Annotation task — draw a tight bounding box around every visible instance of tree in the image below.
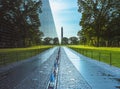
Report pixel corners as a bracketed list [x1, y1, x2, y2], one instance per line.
[77, 30, 87, 45]
[43, 37, 53, 45]
[0, 0, 42, 47]
[30, 30, 44, 45]
[62, 37, 69, 45]
[78, 0, 120, 46]
[53, 37, 59, 45]
[103, 13, 120, 46]
[15, 0, 42, 46]
[69, 37, 78, 45]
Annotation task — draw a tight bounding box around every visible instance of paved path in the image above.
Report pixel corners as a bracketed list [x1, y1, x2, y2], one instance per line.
[0, 46, 120, 89]
[0, 47, 58, 89]
[57, 47, 91, 89]
[63, 47, 120, 89]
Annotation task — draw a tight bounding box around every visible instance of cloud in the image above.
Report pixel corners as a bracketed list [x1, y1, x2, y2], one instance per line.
[49, 0, 78, 12]
[49, 1, 68, 12]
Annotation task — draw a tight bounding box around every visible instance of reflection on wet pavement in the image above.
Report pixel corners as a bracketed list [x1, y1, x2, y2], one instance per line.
[0, 47, 120, 89]
[64, 47, 120, 89]
[57, 48, 92, 89]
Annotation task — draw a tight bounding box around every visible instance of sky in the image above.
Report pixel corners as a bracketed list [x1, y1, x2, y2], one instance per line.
[49, 0, 82, 40]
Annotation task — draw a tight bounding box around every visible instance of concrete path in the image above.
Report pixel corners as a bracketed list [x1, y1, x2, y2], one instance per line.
[0, 47, 58, 89]
[57, 47, 91, 89]
[63, 47, 120, 89]
[0, 46, 120, 89]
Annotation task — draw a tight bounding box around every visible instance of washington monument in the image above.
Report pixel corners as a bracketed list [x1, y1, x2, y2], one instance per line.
[61, 27, 63, 44]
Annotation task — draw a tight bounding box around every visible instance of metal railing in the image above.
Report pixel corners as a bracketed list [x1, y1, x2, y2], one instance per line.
[70, 48, 120, 68]
[0, 48, 49, 66]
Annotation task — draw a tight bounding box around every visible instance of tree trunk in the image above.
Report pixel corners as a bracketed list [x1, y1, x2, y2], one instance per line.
[105, 41, 108, 47]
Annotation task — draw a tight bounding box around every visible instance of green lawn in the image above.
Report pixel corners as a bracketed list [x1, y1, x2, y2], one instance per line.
[0, 45, 52, 66]
[68, 45, 120, 68]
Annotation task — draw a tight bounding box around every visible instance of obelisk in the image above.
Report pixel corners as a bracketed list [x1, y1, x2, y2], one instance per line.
[61, 27, 63, 44]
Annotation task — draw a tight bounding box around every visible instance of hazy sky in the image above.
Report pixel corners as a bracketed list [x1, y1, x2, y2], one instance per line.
[49, 0, 82, 40]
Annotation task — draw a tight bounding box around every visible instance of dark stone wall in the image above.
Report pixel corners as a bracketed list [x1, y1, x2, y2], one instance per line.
[0, 21, 23, 48]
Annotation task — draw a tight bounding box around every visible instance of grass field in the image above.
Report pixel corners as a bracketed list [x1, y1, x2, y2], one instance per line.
[0, 45, 53, 66]
[68, 45, 120, 68]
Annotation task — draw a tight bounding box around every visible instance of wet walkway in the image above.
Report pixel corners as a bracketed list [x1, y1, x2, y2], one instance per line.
[0, 47, 58, 89]
[64, 47, 120, 89]
[57, 47, 91, 89]
[0, 47, 120, 89]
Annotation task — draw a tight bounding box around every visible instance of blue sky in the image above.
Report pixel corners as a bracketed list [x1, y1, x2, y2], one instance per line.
[49, 0, 82, 41]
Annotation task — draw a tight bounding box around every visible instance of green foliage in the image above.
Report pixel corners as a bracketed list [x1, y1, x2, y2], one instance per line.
[0, 45, 52, 65]
[78, 0, 120, 47]
[69, 37, 79, 45]
[53, 37, 59, 45]
[0, 0, 43, 47]
[43, 37, 53, 45]
[62, 37, 69, 45]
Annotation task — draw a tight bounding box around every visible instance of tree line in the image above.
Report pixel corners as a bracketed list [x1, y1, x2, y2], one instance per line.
[0, 0, 43, 47]
[42, 37, 79, 45]
[77, 0, 120, 47]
